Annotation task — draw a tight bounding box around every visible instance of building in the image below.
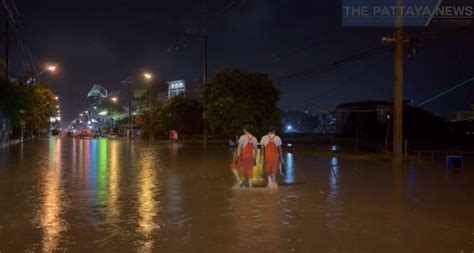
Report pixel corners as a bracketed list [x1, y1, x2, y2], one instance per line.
[334, 101, 392, 134]
[166, 79, 202, 101]
[445, 104, 474, 122]
[86, 84, 108, 108]
[446, 112, 474, 122]
[167, 80, 186, 98]
[334, 100, 444, 139]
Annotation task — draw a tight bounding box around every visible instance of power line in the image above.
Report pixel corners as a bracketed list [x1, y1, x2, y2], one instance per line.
[3, 0, 37, 75]
[1, 0, 17, 26]
[282, 54, 391, 109]
[275, 45, 392, 82]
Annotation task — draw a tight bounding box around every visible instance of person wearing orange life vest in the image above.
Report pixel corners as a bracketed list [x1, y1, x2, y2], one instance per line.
[260, 126, 284, 189]
[235, 126, 258, 187]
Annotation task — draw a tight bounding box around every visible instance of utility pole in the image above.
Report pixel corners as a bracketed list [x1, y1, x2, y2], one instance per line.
[381, 0, 404, 168]
[393, 0, 404, 169]
[203, 33, 208, 146]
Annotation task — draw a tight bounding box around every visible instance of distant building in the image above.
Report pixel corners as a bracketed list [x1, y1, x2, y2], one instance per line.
[334, 101, 392, 134]
[86, 84, 108, 107]
[446, 103, 474, 122]
[333, 100, 444, 139]
[166, 79, 202, 100]
[446, 112, 474, 122]
[167, 80, 186, 98]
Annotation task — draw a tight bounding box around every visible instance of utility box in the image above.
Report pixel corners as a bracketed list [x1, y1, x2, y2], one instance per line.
[446, 155, 463, 169]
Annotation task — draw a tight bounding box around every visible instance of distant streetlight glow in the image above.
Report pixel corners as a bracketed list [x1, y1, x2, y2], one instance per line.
[54, 96, 59, 100]
[79, 113, 83, 117]
[46, 65, 57, 72]
[111, 97, 118, 102]
[143, 72, 153, 80]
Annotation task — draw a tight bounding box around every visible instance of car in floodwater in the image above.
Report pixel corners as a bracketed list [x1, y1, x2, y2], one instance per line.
[108, 133, 118, 139]
[79, 129, 95, 139]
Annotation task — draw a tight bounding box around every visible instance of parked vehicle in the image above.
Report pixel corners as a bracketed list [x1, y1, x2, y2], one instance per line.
[108, 133, 118, 139]
[51, 129, 61, 136]
[80, 129, 94, 139]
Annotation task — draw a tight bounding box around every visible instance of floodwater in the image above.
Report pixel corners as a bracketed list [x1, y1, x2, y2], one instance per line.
[0, 138, 473, 252]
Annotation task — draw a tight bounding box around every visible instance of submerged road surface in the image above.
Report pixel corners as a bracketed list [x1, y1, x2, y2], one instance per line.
[0, 138, 473, 252]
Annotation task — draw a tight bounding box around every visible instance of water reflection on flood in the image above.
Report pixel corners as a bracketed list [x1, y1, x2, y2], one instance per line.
[38, 138, 67, 252]
[0, 138, 472, 252]
[137, 146, 161, 252]
[284, 153, 295, 184]
[106, 140, 120, 225]
[326, 157, 342, 230]
[232, 191, 282, 251]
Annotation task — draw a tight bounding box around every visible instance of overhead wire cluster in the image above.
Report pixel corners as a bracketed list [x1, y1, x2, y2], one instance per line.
[277, 27, 474, 111]
[2, 0, 37, 75]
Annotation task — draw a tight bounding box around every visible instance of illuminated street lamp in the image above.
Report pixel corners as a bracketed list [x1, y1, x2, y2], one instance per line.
[111, 96, 118, 102]
[54, 96, 59, 100]
[121, 70, 154, 139]
[143, 72, 153, 80]
[25, 64, 59, 85]
[46, 65, 57, 72]
[79, 113, 83, 117]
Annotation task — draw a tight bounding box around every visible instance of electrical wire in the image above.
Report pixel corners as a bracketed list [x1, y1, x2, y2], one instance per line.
[282, 54, 392, 110]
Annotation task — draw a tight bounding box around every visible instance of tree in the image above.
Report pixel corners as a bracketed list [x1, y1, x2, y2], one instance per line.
[24, 84, 57, 135]
[204, 68, 281, 136]
[141, 96, 203, 141]
[160, 95, 203, 136]
[0, 81, 31, 130]
[0, 81, 57, 139]
[141, 101, 165, 140]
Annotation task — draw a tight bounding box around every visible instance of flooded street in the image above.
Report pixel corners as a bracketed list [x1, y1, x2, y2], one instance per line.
[0, 138, 473, 252]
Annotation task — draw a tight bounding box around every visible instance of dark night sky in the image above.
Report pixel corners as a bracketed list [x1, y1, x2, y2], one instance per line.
[5, 0, 474, 124]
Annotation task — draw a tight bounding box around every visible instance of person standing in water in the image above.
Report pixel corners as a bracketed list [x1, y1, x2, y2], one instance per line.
[260, 126, 284, 189]
[233, 126, 258, 187]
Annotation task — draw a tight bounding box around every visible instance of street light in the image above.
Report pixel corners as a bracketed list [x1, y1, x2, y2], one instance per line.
[46, 65, 57, 72]
[121, 70, 154, 139]
[143, 72, 153, 80]
[111, 97, 118, 102]
[54, 96, 59, 100]
[25, 64, 59, 85]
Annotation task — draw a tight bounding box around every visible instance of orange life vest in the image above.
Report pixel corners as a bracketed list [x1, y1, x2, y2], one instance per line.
[265, 135, 279, 161]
